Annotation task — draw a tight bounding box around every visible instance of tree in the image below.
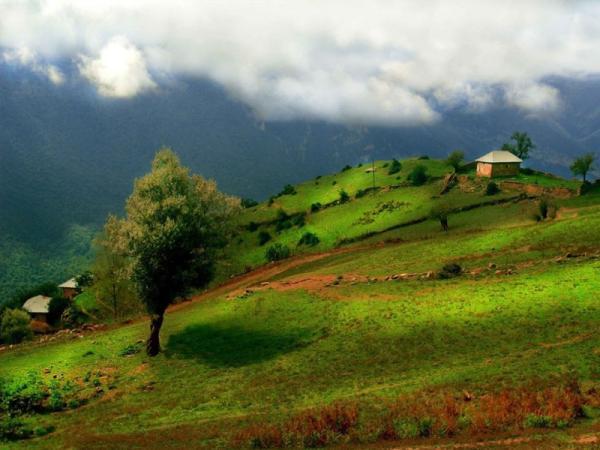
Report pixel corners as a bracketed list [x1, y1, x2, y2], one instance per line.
[110, 149, 239, 356]
[570, 153, 595, 182]
[445, 150, 464, 171]
[502, 131, 535, 160]
[91, 217, 138, 320]
[430, 203, 452, 232]
[0, 309, 32, 344]
[408, 165, 428, 186]
[388, 159, 402, 175]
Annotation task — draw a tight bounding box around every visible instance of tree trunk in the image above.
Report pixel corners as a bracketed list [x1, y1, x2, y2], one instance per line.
[146, 313, 164, 356]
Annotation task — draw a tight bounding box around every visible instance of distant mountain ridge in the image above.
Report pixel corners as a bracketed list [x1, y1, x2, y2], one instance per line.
[1, 65, 599, 298]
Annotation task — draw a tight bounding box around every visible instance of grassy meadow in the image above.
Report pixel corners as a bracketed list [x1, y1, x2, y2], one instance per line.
[1, 159, 599, 448]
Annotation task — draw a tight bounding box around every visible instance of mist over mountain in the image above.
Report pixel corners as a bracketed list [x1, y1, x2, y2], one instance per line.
[1, 64, 600, 298]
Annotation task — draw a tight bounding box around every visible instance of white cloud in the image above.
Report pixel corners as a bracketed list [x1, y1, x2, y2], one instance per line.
[504, 82, 561, 113]
[78, 36, 155, 98]
[2, 47, 64, 85]
[2, 1, 600, 123]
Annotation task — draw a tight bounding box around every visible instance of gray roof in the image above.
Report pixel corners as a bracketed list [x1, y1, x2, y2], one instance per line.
[22, 295, 52, 314]
[58, 278, 78, 289]
[476, 150, 522, 163]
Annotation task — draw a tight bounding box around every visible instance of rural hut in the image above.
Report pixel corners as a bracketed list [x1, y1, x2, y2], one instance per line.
[58, 278, 79, 300]
[475, 150, 522, 178]
[22, 295, 52, 322]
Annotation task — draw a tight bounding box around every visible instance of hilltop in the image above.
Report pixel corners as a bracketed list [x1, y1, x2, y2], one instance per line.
[1, 158, 600, 448]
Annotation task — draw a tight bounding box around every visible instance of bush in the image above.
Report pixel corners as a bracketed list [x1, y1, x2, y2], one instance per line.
[310, 202, 322, 213]
[332, 180, 337, 185]
[418, 155, 430, 160]
[275, 209, 293, 232]
[75, 271, 93, 288]
[292, 214, 306, 227]
[265, 244, 291, 262]
[538, 197, 555, 220]
[485, 181, 500, 196]
[278, 184, 297, 196]
[0, 372, 46, 414]
[520, 167, 535, 175]
[61, 304, 87, 328]
[408, 165, 428, 186]
[241, 198, 258, 208]
[388, 159, 402, 175]
[355, 189, 367, 199]
[247, 221, 259, 232]
[341, 164, 352, 172]
[47, 297, 70, 325]
[438, 263, 462, 279]
[339, 189, 350, 204]
[0, 309, 32, 344]
[0, 417, 33, 441]
[258, 231, 272, 246]
[298, 232, 320, 247]
[445, 150, 464, 171]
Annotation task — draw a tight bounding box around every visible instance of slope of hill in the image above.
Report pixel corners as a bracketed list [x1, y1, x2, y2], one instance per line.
[2, 66, 600, 302]
[1, 162, 599, 448]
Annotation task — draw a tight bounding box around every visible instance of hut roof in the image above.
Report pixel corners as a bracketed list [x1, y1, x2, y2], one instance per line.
[22, 295, 52, 314]
[58, 278, 78, 289]
[476, 150, 522, 164]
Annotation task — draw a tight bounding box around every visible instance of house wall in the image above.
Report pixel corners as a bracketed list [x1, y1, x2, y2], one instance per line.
[476, 162, 520, 177]
[62, 287, 77, 300]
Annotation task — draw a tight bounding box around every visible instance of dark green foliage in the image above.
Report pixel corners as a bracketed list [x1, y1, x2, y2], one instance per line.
[1, 282, 59, 317]
[355, 189, 368, 199]
[267, 196, 275, 206]
[341, 165, 352, 172]
[258, 231, 272, 246]
[47, 297, 69, 325]
[339, 189, 350, 204]
[241, 198, 259, 208]
[75, 271, 93, 288]
[275, 209, 293, 232]
[520, 167, 535, 175]
[445, 150, 464, 171]
[382, 162, 389, 168]
[265, 244, 291, 262]
[310, 203, 322, 213]
[61, 304, 87, 328]
[332, 180, 337, 185]
[292, 214, 306, 227]
[570, 153, 595, 182]
[298, 232, 320, 247]
[536, 197, 555, 221]
[357, 163, 363, 168]
[408, 165, 428, 186]
[418, 155, 430, 160]
[388, 159, 402, 175]
[502, 131, 535, 160]
[430, 203, 451, 231]
[247, 221, 259, 232]
[485, 181, 500, 196]
[0, 309, 32, 344]
[278, 184, 297, 196]
[0, 417, 33, 441]
[0, 372, 46, 415]
[438, 263, 462, 279]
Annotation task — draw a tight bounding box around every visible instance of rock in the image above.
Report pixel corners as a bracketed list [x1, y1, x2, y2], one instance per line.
[425, 271, 435, 279]
[488, 263, 496, 269]
[506, 269, 513, 275]
[463, 390, 473, 402]
[495, 270, 503, 275]
[260, 281, 270, 287]
[391, 274, 399, 280]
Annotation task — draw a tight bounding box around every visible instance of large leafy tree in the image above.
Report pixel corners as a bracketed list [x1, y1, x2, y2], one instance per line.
[445, 150, 465, 172]
[501, 131, 535, 160]
[570, 153, 595, 182]
[109, 148, 239, 356]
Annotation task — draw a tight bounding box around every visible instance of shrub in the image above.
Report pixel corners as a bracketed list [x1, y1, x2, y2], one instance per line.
[292, 214, 306, 227]
[278, 184, 297, 196]
[339, 189, 350, 204]
[485, 181, 500, 196]
[341, 164, 352, 172]
[418, 155, 430, 160]
[258, 231, 272, 246]
[246, 221, 259, 232]
[265, 244, 291, 262]
[310, 202, 322, 213]
[537, 197, 556, 220]
[275, 209, 293, 232]
[75, 271, 93, 288]
[332, 180, 337, 185]
[445, 150, 464, 171]
[267, 196, 275, 206]
[524, 414, 553, 428]
[48, 297, 70, 325]
[0, 372, 46, 414]
[355, 189, 367, 199]
[298, 232, 320, 247]
[408, 165, 428, 186]
[0, 309, 32, 344]
[61, 304, 87, 328]
[438, 263, 462, 279]
[388, 159, 402, 175]
[0, 417, 33, 441]
[241, 198, 258, 208]
[520, 167, 535, 175]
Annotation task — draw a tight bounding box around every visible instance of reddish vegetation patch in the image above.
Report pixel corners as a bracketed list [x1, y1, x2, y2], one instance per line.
[232, 382, 599, 448]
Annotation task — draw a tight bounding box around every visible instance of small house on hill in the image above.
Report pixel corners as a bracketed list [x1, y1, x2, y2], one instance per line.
[58, 278, 79, 300]
[476, 150, 522, 178]
[22, 295, 52, 322]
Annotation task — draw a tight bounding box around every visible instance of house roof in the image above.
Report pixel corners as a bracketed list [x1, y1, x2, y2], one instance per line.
[58, 278, 78, 289]
[476, 150, 522, 164]
[22, 295, 52, 314]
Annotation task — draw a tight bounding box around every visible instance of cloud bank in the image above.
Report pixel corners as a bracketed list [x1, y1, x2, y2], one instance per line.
[2, 0, 600, 125]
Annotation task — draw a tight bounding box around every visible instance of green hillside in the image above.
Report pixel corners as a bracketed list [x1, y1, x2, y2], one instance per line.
[1, 160, 599, 449]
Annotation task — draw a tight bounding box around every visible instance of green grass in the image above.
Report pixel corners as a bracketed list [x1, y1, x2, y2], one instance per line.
[2, 158, 599, 448]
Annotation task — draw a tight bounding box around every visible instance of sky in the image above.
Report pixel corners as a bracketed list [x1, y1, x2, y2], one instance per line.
[2, 0, 600, 126]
